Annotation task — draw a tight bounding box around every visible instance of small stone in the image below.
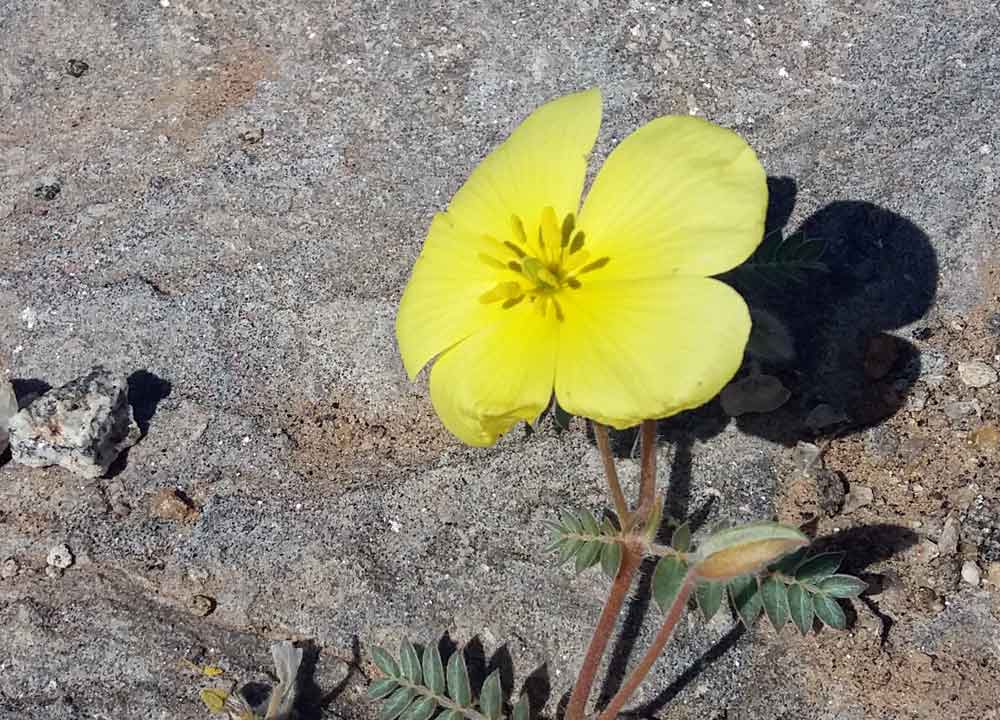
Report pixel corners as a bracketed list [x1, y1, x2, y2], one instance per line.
[8, 366, 141, 479]
[968, 425, 1000, 454]
[240, 127, 264, 144]
[915, 586, 944, 612]
[45, 565, 63, 579]
[805, 403, 848, 432]
[792, 441, 823, 473]
[1, 557, 19, 579]
[189, 594, 216, 617]
[916, 538, 940, 562]
[815, 468, 847, 516]
[961, 561, 981, 586]
[957, 360, 997, 388]
[842, 484, 874, 514]
[863, 334, 900, 379]
[986, 562, 1000, 587]
[720, 373, 791, 416]
[943, 400, 980, 422]
[905, 389, 927, 413]
[33, 183, 61, 201]
[938, 514, 960, 555]
[65, 59, 89, 77]
[150, 488, 196, 522]
[0, 376, 18, 455]
[46, 544, 74, 570]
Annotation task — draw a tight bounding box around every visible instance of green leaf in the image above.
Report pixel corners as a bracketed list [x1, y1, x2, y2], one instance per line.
[818, 574, 868, 598]
[813, 593, 847, 629]
[795, 553, 845, 584]
[728, 575, 762, 628]
[402, 696, 438, 720]
[787, 583, 814, 635]
[200, 688, 229, 714]
[446, 650, 472, 707]
[731, 230, 829, 291]
[760, 575, 789, 632]
[557, 538, 583, 564]
[574, 540, 602, 573]
[695, 581, 724, 622]
[652, 555, 688, 613]
[579, 511, 600, 536]
[368, 678, 399, 700]
[559, 512, 582, 533]
[400, 640, 422, 684]
[512, 694, 530, 720]
[480, 670, 502, 720]
[770, 547, 807, 575]
[694, 521, 808, 581]
[372, 647, 400, 678]
[553, 403, 573, 431]
[422, 643, 445, 694]
[671, 522, 691, 553]
[380, 687, 416, 720]
[600, 541, 622, 579]
[437, 712, 463, 720]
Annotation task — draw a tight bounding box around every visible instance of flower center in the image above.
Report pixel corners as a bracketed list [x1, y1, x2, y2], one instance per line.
[477, 206, 610, 321]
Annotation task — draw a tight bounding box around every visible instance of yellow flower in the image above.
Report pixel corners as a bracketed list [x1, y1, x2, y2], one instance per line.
[396, 89, 767, 446]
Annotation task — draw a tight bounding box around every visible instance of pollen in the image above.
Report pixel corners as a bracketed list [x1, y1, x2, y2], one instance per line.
[477, 207, 610, 320]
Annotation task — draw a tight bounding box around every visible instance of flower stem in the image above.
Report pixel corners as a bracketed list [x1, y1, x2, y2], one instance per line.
[633, 420, 658, 527]
[593, 421, 630, 527]
[596, 568, 698, 720]
[564, 543, 643, 720]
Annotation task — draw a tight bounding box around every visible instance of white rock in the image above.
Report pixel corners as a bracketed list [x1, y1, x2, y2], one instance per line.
[842, 485, 875, 514]
[47, 544, 74, 570]
[938, 514, 960, 555]
[0, 375, 18, 454]
[8, 366, 140, 478]
[961, 560, 981, 586]
[957, 360, 997, 388]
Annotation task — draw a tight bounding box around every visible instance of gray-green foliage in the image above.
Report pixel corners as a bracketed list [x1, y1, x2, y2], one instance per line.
[545, 509, 623, 577]
[370, 639, 531, 720]
[548, 511, 867, 635]
[730, 229, 829, 291]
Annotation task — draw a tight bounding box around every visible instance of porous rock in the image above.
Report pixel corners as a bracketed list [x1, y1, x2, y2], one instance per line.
[0, 375, 17, 454]
[8, 366, 140, 478]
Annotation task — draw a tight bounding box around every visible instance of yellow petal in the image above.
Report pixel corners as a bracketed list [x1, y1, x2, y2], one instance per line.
[554, 276, 750, 428]
[397, 214, 507, 379]
[429, 308, 558, 446]
[578, 116, 767, 278]
[446, 88, 602, 243]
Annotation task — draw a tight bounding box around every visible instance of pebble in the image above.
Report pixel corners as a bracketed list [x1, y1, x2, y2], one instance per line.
[189, 594, 217, 617]
[943, 400, 980, 422]
[46, 544, 74, 570]
[150, 488, 196, 522]
[720, 373, 791, 416]
[968, 425, 1000, 454]
[65, 59, 89, 77]
[45, 565, 63, 579]
[0, 376, 17, 455]
[957, 360, 997, 388]
[805, 403, 848, 432]
[792, 441, 823, 473]
[8, 366, 141, 479]
[32, 183, 61, 201]
[915, 585, 944, 613]
[986, 562, 1000, 587]
[240, 127, 265, 144]
[1, 557, 19, 579]
[815, 468, 846, 516]
[961, 560, 981, 586]
[842, 484, 874, 514]
[938, 514, 960, 555]
[905, 388, 928, 412]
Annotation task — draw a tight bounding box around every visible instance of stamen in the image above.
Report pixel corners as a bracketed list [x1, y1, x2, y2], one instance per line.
[502, 295, 524, 309]
[510, 215, 527, 246]
[523, 257, 560, 289]
[478, 253, 507, 270]
[507, 261, 523, 273]
[504, 241, 527, 258]
[577, 257, 610, 274]
[566, 277, 581, 289]
[552, 298, 565, 322]
[569, 231, 586, 254]
[560, 213, 575, 248]
[479, 281, 523, 304]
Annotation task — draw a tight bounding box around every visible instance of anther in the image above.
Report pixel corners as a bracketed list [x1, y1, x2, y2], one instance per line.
[504, 241, 527, 258]
[569, 231, 586, 254]
[560, 214, 575, 248]
[578, 257, 610, 274]
[478, 253, 507, 270]
[507, 261, 523, 273]
[502, 295, 524, 309]
[510, 215, 527, 246]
